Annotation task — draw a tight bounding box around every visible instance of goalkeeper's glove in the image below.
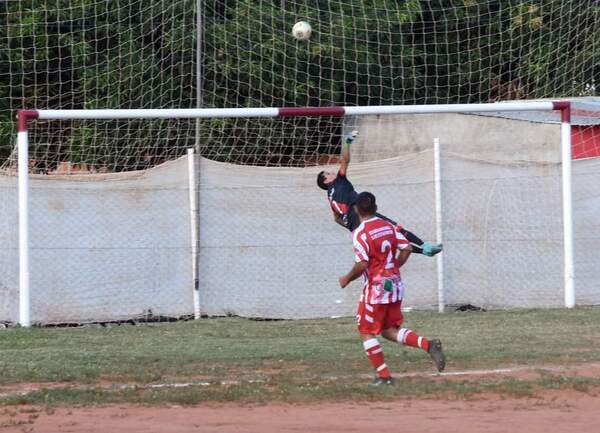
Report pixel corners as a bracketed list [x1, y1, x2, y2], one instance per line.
[422, 242, 443, 257]
[344, 130, 359, 145]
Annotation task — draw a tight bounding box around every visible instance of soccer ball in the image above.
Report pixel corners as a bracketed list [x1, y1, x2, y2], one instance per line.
[292, 21, 312, 41]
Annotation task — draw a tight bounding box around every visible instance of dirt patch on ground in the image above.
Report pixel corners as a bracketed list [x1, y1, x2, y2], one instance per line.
[2, 389, 600, 433]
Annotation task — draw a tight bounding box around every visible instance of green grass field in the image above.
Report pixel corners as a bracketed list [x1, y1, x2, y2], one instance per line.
[1, 307, 600, 406]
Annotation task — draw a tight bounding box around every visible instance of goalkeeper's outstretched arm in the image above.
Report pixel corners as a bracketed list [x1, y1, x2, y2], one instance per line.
[338, 130, 358, 176]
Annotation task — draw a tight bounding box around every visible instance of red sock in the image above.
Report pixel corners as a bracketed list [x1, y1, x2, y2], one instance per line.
[363, 338, 391, 378]
[397, 328, 429, 352]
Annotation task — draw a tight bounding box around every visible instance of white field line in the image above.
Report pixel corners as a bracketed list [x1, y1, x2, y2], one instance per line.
[353, 363, 592, 381]
[1, 363, 598, 400]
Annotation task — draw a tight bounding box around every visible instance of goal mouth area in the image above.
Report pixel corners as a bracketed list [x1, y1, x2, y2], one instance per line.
[7, 100, 588, 327]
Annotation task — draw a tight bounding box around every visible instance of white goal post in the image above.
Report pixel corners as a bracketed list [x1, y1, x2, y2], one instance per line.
[15, 101, 574, 327]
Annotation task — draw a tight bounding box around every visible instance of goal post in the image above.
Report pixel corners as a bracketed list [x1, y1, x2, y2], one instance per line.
[14, 101, 574, 327]
[559, 107, 575, 309]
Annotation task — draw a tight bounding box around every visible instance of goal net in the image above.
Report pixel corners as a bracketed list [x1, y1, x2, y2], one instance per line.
[1, 1, 598, 167]
[1, 102, 599, 326]
[0, 1, 599, 325]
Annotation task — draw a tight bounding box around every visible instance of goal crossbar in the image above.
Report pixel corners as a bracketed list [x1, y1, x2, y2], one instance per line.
[18, 101, 569, 124]
[14, 101, 574, 326]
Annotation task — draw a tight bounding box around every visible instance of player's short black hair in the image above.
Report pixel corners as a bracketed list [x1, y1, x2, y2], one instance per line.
[355, 191, 377, 216]
[317, 171, 329, 190]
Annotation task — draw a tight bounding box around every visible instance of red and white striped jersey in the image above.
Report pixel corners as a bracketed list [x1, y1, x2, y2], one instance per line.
[352, 216, 411, 304]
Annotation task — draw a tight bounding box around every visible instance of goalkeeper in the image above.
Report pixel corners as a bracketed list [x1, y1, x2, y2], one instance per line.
[317, 130, 442, 257]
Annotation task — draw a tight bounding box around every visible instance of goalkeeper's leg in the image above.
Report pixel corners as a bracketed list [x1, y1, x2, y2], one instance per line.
[399, 228, 442, 256]
[375, 213, 443, 257]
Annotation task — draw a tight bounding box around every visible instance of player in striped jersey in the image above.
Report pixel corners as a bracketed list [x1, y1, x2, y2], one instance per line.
[317, 130, 442, 257]
[338, 191, 446, 386]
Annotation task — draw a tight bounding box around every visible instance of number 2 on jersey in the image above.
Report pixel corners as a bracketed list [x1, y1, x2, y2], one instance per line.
[380, 240, 394, 270]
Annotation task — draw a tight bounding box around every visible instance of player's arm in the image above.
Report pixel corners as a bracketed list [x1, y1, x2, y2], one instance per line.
[338, 130, 358, 177]
[339, 228, 369, 288]
[395, 230, 412, 268]
[339, 261, 368, 288]
[332, 211, 346, 228]
[396, 244, 412, 268]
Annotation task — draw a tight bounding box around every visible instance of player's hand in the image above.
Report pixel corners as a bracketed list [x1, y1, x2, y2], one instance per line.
[345, 130, 359, 144]
[422, 242, 443, 257]
[339, 275, 350, 288]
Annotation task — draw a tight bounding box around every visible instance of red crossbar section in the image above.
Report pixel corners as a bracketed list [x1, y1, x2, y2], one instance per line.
[278, 106, 345, 117]
[16, 110, 39, 132]
[553, 101, 571, 123]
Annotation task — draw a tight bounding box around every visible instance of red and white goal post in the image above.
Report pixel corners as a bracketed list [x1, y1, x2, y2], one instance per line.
[15, 101, 574, 327]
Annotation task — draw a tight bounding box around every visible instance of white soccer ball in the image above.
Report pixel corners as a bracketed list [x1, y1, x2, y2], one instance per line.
[292, 21, 312, 41]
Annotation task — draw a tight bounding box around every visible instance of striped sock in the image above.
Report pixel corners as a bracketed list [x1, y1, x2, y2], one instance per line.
[363, 338, 391, 378]
[397, 328, 430, 352]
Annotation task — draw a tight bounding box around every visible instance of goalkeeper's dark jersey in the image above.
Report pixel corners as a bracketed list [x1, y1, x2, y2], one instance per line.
[327, 170, 397, 232]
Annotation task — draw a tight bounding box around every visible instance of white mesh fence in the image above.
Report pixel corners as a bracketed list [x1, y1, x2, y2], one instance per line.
[1, 160, 193, 324]
[572, 161, 600, 306]
[1, 115, 600, 324]
[1, 1, 599, 324]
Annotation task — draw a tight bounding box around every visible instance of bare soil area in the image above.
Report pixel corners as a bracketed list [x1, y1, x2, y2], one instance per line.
[1, 388, 600, 433]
